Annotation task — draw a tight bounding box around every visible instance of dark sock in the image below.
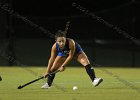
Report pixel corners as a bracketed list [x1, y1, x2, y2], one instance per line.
[85, 64, 96, 81]
[47, 73, 55, 86]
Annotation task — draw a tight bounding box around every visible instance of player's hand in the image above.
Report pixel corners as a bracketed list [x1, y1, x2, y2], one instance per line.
[59, 66, 65, 72]
[43, 72, 49, 78]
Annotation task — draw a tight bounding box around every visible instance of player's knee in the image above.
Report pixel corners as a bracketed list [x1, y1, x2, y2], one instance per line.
[50, 65, 61, 72]
[50, 67, 56, 72]
[81, 59, 90, 66]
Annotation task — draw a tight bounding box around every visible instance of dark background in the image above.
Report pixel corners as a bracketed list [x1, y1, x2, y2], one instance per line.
[0, 0, 140, 67]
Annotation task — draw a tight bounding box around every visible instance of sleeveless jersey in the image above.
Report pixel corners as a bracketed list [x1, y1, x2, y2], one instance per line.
[56, 38, 83, 56]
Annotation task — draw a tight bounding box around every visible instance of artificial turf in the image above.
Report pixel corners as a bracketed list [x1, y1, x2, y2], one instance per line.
[0, 66, 140, 100]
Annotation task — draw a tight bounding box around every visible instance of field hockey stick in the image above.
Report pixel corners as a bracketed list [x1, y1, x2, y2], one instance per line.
[17, 70, 60, 89]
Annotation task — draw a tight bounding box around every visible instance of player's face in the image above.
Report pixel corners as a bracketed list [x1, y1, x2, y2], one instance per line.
[56, 37, 66, 49]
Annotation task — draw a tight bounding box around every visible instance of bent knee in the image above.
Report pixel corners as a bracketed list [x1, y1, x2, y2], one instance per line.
[80, 58, 90, 66]
[50, 64, 62, 72]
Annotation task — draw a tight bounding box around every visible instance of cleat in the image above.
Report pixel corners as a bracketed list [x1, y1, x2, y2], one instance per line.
[92, 78, 103, 87]
[41, 83, 50, 89]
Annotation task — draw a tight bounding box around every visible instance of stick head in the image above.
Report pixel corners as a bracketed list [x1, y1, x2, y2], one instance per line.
[17, 85, 22, 89]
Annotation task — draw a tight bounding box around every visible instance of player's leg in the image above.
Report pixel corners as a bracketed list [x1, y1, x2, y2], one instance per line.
[50, 56, 67, 71]
[47, 56, 66, 86]
[41, 56, 66, 89]
[76, 51, 103, 87]
[76, 52, 96, 80]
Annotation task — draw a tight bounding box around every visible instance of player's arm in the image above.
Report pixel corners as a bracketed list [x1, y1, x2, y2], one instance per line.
[45, 43, 56, 74]
[60, 39, 75, 71]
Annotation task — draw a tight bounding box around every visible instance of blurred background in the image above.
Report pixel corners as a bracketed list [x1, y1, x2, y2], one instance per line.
[0, 0, 140, 67]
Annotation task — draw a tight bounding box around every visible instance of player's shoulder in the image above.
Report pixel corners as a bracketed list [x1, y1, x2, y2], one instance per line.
[67, 38, 75, 48]
[67, 38, 75, 43]
[52, 43, 57, 49]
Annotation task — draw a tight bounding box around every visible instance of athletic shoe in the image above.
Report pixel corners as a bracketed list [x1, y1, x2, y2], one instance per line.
[41, 83, 50, 89]
[92, 78, 103, 87]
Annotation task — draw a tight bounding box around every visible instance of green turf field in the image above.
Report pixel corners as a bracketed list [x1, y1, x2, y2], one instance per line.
[0, 67, 140, 100]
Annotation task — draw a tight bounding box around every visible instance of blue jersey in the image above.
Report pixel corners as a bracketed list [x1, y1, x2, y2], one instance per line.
[56, 38, 83, 57]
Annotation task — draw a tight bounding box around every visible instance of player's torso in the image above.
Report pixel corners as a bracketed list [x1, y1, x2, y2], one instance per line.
[56, 38, 83, 56]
